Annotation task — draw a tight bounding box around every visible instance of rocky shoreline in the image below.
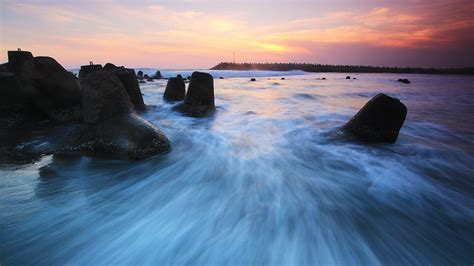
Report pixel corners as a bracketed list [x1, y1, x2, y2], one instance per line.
[1, 50, 408, 161]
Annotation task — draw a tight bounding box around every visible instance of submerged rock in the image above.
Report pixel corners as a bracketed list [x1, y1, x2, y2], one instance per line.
[398, 78, 411, 84]
[68, 70, 170, 160]
[79, 62, 102, 78]
[163, 75, 185, 101]
[175, 71, 215, 117]
[343, 93, 407, 143]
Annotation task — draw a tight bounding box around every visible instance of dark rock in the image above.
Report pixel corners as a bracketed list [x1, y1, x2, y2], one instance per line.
[186, 76, 191, 80]
[137, 70, 144, 79]
[397, 78, 411, 84]
[163, 75, 185, 101]
[79, 62, 102, 78]
[103, 63, 117, 71]
[69, 70, 170, 160]
[346, 76, 351, 79]
[175, 71, 215, 117]
[0, 72, 38, 128]
[219, 77, 224, 79]
[322, 77, 326, 80]
[106, 67, 146, 112]
[343, 93, 407, 143]
[143, 74, 150, 79]
[1, 63, 10, 72]
[31, 56, 82, 122]
[80, 70, 133, 124]
[353, 77, 357, 79]
[250, 78, 256, 82]
[7, 50, 34, 74]
[281, 77, 285, 80]
[153, 70, 162, 79]
[139, 80, 146, 84]
[146, 78, 154, 82]
[66, 113, 170, 160]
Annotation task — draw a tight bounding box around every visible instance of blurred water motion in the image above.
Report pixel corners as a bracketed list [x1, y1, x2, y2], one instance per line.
[0, 72, 473, 265]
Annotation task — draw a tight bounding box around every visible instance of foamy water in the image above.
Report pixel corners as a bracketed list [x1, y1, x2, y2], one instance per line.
[1, 71, 473, 265]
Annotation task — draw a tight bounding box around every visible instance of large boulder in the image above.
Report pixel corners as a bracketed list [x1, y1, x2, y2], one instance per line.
[68, 70, 170, 160]
[30, 56, 82, 122]
[175, 71, 215, 117]
[0, 72, 41, 128]
[79, 62, 102, 78]
[163, 75, 185, 101]
[80, 70, 133, 123]
[106, 66, 146, 112]
[7, 50, 34, 75]
[2, 51, 82, 125]
[343, 93, 407, 143]
[137, 70, 144, 79]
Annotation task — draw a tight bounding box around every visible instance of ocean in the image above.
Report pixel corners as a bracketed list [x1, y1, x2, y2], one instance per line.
[1, 70, 473, 265]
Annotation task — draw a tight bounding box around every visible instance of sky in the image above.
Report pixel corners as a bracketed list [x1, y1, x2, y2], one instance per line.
[1, 0, 473, 69]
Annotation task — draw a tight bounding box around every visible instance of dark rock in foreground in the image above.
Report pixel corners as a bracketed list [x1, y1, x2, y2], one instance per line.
[175, 71, 215, 117]
[68, 70, 170, 160]
[79, 62, 102, 78]
[106, 66, 146, 112]
[103, 63, 117, 71]
[80, 70, 133, 123]
[67, 113, 170, 160]
[398, 78, 411, 84]
[343, 93, 407, 143]
[163, 75, 185, 101]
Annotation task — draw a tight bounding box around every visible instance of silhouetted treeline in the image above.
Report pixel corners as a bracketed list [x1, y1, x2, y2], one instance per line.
[210, 62, 474, 75]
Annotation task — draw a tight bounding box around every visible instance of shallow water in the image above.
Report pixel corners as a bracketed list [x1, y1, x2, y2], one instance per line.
[1, 71, 473, 265]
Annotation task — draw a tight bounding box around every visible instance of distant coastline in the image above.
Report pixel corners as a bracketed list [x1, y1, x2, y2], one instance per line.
[210, 62, 474, 75]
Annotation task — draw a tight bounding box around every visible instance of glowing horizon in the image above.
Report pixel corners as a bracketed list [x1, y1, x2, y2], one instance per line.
[1, 0, 473, 69]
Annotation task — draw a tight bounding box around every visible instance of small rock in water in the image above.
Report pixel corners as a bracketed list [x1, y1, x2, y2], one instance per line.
[219, 77, 224, 79]
[397, 78, 411, 84]
[322, 77, 326, 80]
[250, 78, 256, 81]
[175, 71, 215, 117]
[153, 70, 162, 79]
[139, 80, 146, 84]
[281, 77, 285, 80]
[346, 76, 351, 79]
[137, 70, 144, 79]
[343, 93, 407, 143]
[163, 75, 185, 101]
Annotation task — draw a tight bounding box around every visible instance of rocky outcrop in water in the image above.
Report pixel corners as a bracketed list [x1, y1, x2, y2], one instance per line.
[343, 93, 407, 143]
[175, 71, 215, 117]
[137, 70, 144, 80]
[67, 70, 170, 160]
[164, 75, 185, 101]
[153, 70, 162, 79]
[397, 78, 411, 84]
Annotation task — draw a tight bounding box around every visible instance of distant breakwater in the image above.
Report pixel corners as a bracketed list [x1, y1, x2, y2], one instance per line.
[210, 62, 474, 75]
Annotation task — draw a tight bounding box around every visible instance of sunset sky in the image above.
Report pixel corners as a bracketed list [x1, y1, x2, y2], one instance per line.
[1, 0, 473, 69]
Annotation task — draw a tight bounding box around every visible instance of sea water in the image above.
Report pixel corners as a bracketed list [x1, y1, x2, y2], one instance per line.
[0, 71, 473, 265]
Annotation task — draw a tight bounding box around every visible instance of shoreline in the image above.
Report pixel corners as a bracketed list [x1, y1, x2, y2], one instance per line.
[210, 62, 474, 75]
